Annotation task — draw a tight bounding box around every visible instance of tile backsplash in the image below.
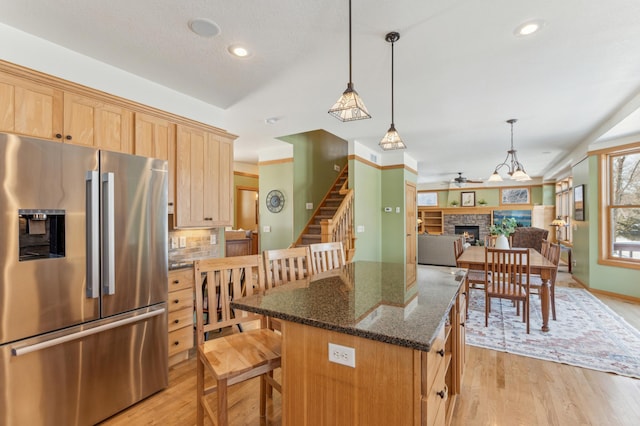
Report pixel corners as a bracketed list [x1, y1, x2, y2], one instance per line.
[168, 220, 221, 263]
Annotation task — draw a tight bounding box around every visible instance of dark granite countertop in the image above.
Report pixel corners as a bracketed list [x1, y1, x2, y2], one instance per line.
[231, 261, 466, 352]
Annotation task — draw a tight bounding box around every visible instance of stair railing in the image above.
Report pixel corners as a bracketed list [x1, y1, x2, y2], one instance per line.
[320, 188, 354, 259]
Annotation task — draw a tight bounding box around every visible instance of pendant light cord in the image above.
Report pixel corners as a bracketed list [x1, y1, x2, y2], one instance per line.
[348, 0, 353, 84]
[391, 38, 395, 125]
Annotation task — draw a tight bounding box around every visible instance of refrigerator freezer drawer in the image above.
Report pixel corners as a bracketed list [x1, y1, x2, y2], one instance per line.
[0, 304, 168, 426]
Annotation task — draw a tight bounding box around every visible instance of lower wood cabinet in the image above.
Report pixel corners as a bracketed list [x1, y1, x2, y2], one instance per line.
[167, 268, 194, 366]
[280, 288, 467, 426]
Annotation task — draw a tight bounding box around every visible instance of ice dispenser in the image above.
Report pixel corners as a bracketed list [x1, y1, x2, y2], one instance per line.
[18, 209, 65, 261]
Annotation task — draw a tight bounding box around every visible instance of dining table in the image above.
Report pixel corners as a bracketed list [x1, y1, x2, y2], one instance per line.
[456, 245, 557, 332]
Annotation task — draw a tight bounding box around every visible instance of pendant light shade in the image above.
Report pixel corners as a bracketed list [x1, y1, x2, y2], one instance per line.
[328, 0, 371, 122]
[488, 119, 531, 182]
[379, 31, 406, 150]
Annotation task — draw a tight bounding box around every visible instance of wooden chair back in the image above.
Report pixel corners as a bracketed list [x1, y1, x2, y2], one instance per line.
[194, 255, 266, 344]
[309, 241, 347, 273]
[484, 247, 531, 333]
[453, 237, 464, 259]
[540, 239, 551, 258]
[263, 246, 314, 288]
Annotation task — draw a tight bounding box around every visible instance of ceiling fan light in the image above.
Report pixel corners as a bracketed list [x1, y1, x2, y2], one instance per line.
[328, 83, 371, 121]
[379, 124, 406, 150]
[488, 172, 503, 182]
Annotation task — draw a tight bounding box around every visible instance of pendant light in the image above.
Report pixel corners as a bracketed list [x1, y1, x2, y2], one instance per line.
[488, 119, 531, 182]
[379, 31, 406, 150]
[328, 0, 371, 121]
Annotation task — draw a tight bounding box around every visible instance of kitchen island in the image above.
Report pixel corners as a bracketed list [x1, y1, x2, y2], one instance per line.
[231, 261, 467, 426]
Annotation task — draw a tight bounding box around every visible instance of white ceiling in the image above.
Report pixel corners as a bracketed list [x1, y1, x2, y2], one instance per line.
[2, 0, 640, 186]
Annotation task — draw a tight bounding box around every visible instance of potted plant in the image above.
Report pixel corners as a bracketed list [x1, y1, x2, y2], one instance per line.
[490, 217, 517, 248]
[478, 199, 488, 206]
[450, 200, 459, 207]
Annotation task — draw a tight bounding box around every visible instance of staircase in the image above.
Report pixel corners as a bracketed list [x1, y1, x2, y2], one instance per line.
[295, 165, 355, 260]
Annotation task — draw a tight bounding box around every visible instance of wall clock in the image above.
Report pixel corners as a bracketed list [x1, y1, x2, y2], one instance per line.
[266, 189, 285, 213]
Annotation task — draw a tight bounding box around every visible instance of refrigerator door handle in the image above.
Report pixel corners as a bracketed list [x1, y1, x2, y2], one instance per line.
[86, 170, 100, 298]
[102, 172, 116, 295]
[11, 307, 166, 357]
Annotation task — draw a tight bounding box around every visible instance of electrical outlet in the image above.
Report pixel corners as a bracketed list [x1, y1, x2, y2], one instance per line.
[334, 164, 340, 172]
[179, 236, 187, 248]
[328, 343, 355, 368]
[210, 234, 217, 245]
[357, 225, 365, 233]
[396, 207, 401, 213]
[170, 238, 178, 249]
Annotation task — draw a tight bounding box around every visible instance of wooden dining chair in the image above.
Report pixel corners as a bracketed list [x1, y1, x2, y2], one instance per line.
[263, 246, 314, 331]
[540, 239, 551, 258]
[263, 246, 314, 288]
[527, 242, 561, 320]
[309, 241, 347, 273]
[484, 247, 530, 334]
[194, 255, 282, 426]
[454, 237, 487, 315]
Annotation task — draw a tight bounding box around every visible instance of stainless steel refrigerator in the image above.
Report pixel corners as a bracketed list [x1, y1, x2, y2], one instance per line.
[0, 133, 168, 425]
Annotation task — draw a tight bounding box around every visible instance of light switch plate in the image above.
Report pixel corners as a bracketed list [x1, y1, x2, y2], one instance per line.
[263, 225, 271, 233]
[179, 236, 186, 248]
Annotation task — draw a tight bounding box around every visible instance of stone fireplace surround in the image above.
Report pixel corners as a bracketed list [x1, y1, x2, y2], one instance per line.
[444, 213, 492, 244]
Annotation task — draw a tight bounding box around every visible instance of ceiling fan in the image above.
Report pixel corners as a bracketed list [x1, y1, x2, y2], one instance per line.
[452, 172, 483, 187]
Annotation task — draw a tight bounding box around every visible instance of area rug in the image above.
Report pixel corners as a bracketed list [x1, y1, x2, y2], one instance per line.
[465, 285, 640, 378]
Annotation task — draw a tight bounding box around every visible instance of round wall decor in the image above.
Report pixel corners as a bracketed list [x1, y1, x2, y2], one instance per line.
[266, 189, 285, 213]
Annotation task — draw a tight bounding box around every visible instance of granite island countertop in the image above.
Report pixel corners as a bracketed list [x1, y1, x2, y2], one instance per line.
[231, 261, 466, 352]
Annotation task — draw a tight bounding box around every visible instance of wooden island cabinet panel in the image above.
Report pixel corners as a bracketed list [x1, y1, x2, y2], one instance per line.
[282, 320, 421, 425]
[167, 268, 194, 366]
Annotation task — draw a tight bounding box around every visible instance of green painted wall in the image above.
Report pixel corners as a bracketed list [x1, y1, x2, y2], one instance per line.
[233, 172, 258, 229]
[541, 183, 556, 206]
[350, 158, 382, 261]
[440, 185, 544, 207]
[280, 130, 348, 240]
[380, 168, 407, 263]
[258, 161, 294, 250]
[582, 155, 640, 298]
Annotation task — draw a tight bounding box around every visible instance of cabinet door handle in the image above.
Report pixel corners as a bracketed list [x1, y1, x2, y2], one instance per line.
[173, 341, 180, 346]
[173, 299, 180, 304]
[65, 135, 72, 140]
[174, 319, 180, 324]
[55, 133, 62, 139]
[437, 349, 445, 357]
[173, 280, 180, 284]
[461, 322, 465, 327]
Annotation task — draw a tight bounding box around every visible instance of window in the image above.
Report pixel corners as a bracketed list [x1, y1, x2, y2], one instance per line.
[602, 146, 640, 267]
[555, 178, 572, 242]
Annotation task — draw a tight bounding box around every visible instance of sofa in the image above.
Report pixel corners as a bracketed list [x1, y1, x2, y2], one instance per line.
[418, 234, 464, 266]
[512, 227, 549, 252]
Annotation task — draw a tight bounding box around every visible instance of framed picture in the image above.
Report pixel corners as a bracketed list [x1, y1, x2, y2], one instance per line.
[493, 209, 532, 227]
[500, 187, 530, 205]
[574, 184, 585, 221]
[461, 191, 475, 207]
[417, 191, 438, 207]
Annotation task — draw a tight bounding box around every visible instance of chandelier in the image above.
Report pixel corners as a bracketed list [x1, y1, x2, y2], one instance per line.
[379, 31, 406, 150]
[328, 0, 371, 122]
[488, 119, 531, 182]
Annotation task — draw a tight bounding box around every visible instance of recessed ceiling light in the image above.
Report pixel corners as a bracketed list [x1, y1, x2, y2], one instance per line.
[265, 117, 279, 125]
[188, 18, 221, 38]
[228, 45, 250, 58]
[514, 19, 545, 37]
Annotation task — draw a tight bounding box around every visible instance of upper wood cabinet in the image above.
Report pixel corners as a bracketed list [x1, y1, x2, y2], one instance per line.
[134, 113, 176, 213]
[175, 125, 234, 228]
[0, 73, 63, 140]
[63, 93, 133, 153]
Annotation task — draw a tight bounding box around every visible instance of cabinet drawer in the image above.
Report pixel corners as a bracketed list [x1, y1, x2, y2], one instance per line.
[168, 326, 194, 356]
[168, 268, 194, 291]
[168, 307, 193, 333]
[168, 288, 193, 312]
[423, 354, 447, 426]
[425, 324, 446, 392]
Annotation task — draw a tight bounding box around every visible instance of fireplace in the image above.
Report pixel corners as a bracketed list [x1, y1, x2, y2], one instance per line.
[455, 225, 480, 244]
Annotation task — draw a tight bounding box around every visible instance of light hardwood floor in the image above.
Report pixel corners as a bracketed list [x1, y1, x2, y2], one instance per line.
[100, 270, 640, 426]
